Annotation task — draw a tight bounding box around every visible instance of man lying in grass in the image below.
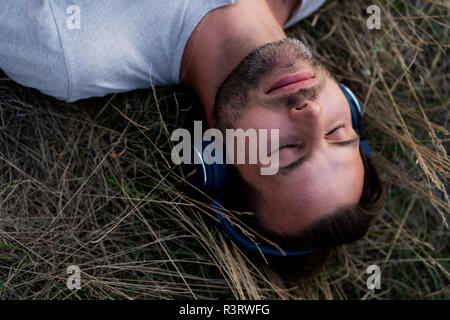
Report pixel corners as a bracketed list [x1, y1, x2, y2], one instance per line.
[0, 0, 385, 276]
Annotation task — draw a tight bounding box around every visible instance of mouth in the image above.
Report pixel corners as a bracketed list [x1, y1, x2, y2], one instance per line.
[265, 71, 315, 95]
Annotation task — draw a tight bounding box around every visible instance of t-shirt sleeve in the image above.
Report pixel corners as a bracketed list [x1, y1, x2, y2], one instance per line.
[283, 0, 327, 29]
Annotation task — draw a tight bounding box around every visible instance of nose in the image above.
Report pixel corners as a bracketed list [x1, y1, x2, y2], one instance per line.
[288, 100, 325, 145]
[288, 100, 323, 126]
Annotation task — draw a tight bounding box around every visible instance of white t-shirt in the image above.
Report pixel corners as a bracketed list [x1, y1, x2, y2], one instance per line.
[0, 0, 326, 102]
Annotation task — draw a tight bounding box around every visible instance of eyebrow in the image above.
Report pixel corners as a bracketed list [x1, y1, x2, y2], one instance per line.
[277, 136, 360, 176]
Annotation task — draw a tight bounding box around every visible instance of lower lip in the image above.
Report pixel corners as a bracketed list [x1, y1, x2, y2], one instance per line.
[266, 72, 315, 95]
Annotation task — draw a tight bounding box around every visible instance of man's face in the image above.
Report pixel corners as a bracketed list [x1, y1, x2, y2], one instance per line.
[214, 38, 365, 236]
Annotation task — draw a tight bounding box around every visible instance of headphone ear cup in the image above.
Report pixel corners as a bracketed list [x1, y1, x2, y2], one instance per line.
[205, 157, 228, 197]
[202, 139, 228, 196]
[180, 140, 228, 197]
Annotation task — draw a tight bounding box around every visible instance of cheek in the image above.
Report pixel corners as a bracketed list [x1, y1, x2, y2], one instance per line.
[325, 155, 365, 204]
[235, 107, 287, 157]
[318, 81, 350, 118]
[236, 107, 285, 131]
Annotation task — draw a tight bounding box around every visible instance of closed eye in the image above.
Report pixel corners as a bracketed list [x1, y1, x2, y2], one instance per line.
[279, 143, 304, 150]
[327, 124, 345, 136]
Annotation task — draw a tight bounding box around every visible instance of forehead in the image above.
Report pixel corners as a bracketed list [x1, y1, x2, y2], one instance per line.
[254, 151, 365, 234]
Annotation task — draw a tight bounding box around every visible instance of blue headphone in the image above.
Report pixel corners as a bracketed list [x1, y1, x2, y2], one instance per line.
[182, 83, 372, 257]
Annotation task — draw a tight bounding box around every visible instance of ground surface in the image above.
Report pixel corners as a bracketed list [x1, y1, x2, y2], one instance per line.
[0, 0, 448, 299]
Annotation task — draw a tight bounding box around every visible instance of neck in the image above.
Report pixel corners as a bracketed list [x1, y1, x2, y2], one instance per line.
[180, 0, 298, 127]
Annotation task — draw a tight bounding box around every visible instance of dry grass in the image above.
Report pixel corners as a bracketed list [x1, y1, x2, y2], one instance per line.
[0, 0, 448, 299]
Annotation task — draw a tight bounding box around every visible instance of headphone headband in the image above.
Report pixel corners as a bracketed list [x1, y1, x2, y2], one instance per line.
[339, 83, 372, 158]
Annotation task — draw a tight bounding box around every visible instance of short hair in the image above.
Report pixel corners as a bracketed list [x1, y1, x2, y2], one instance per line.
[222, 148, 385, 279]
